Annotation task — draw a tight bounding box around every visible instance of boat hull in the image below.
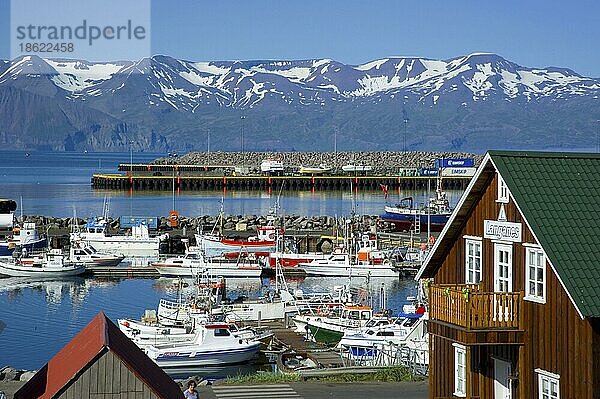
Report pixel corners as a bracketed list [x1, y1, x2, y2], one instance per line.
[149, 343, 260, 367]
[379, 211, 450, 232]
[0, 261, 85, 278]
[78, 237, 160, 257]
[196, 235, 276, 257]
[301, 264, 399, 278]
[0, 238, 48, 256]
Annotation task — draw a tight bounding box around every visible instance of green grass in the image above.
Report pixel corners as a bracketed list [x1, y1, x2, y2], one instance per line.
[220, 366, 422, 385]
[221, 372, 301, 385]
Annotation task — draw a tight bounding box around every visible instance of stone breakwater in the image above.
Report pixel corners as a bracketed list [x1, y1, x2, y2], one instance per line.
[15, 214, 381, 234]
[152, 151, 482, 173]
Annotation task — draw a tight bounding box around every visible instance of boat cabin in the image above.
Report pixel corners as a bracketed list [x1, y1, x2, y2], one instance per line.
[417, 151, 600, 399]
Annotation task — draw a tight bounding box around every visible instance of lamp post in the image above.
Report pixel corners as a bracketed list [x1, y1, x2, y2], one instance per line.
[240, 115, 246, 166]
[207, 129, 211, 154]
[402, 96, 409, 152]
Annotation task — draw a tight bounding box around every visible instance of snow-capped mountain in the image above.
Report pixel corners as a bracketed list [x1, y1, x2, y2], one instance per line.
[0, 53, 599, 152]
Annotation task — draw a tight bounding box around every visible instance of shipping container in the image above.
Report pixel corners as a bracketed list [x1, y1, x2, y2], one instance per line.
[119, 216, 159, 230]
[435, 158, 475, 168]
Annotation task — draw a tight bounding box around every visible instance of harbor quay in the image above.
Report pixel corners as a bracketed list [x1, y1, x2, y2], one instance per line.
[91, 151, 480, 191]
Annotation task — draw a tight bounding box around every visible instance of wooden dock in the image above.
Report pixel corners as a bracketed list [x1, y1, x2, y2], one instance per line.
[260, 320, 346, 369]
[84, 265, 161, 278]
[91, 173, 470, 191]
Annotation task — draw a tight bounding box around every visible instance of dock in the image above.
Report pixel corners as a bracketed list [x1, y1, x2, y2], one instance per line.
[84, 265, 161, 278]
[91, 173, 470, 191]
[259, 320, 347, 369]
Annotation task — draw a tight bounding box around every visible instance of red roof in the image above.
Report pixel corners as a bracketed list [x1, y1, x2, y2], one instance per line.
[14, 312, 183, 399]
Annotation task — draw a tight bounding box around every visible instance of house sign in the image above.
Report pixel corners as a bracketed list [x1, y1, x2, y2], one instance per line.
[484, 220, 522, 242]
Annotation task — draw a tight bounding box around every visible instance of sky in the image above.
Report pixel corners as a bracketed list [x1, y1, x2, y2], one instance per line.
[0, 0, 599, 76]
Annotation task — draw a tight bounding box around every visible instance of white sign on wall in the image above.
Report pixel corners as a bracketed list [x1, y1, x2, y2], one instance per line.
[484, 220, 522, 242]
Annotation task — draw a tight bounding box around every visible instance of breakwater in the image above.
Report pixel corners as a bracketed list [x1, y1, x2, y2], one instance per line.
[152, 151, 482, 174]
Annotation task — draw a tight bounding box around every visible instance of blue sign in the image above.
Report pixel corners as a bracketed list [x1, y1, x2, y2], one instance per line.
[436, 158, 475, 168]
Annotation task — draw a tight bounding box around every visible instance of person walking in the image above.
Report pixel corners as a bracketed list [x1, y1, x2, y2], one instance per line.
[184, 380, 199, 399]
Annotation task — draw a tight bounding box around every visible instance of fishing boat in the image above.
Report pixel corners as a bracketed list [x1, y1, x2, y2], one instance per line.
[144, 323, 261, 367]
[0, 250, 85, 277]
[379, 181, 452, 232]
[0, 223, 48, 256]
[72, 217, 168, 257]
[69, 240, 124, 266]
[195, 226, 278, 258]
[298, 165, 332, 175]
[292, 304, 374, 344]
[153, 252, 263, 278]
[299, 251, 399, 278]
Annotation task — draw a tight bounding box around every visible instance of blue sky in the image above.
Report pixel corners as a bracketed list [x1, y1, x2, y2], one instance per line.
[1, 0, 599, 76]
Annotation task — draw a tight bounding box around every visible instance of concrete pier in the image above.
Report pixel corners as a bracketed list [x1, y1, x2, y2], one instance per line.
[91, 174, 470, 191]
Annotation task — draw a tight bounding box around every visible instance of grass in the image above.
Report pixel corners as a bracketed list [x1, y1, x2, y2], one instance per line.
[220, 366, 422, 385]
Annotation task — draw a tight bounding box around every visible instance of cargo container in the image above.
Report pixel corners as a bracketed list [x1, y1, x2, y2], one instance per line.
[119, 216, 159, 230]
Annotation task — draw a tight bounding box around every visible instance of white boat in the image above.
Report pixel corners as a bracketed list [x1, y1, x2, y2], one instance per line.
[72, 217, 167, 257]
[145, 323, 261, 367]
[195, 226, 278, 258]
[220, 289, 299, 323]
[292, 304, 374, 344]
[153, 252, 263, 278]
[342, 165, 373, 173]
[260, 159, 284, 174]
[298, 165, 331, 175]
[299, 253, 399, 278]
[69, 241, 125, 266]
[0, 250, 85, 277]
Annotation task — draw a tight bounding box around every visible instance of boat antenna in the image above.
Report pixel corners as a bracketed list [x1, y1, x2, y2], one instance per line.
[19, 195, 23, 223]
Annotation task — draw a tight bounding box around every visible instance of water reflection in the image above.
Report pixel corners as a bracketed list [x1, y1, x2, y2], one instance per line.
[0, 275, 417, 372]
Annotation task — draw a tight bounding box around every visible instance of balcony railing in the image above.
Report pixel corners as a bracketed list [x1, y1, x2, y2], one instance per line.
[429, 284, 523, 330]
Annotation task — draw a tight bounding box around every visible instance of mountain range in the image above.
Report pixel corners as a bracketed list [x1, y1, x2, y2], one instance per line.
[0, 52, 599, 152]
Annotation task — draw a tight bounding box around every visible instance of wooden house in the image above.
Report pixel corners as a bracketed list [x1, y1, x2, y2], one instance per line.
[14, 312, 184, 399]
[416, 151, 600, 398]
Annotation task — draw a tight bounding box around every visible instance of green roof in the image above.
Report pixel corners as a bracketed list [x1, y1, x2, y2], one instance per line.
[490, 150, 600, 317]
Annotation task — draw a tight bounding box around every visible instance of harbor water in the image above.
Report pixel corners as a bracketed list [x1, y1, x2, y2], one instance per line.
[0, 151, 460, 378]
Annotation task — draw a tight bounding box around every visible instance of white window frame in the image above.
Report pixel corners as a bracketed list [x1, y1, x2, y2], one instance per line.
[494, 242, 513, 292]
[453, 343, 466, 397]
[525, 245, 546, 303]
[536, 368, 560, 399]
[464, 236, 482, 284]
[497, 175, 509, 203]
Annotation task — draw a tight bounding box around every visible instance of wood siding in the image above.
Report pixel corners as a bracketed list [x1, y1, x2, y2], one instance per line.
[429, 173, 600, 398]
[56, 350, 160, 399]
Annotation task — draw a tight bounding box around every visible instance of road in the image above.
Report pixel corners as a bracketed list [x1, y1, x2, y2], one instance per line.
[200, 381, 428, 399]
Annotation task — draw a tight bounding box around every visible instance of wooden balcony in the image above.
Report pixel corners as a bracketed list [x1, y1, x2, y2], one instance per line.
[428, 284, 524, 345]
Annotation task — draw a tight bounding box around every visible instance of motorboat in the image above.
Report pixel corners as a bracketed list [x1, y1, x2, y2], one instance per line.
[153, 252, 263, 278]
[145, 323, 261, 367]
[69, 240, 124, 266]
[292, 304, 374, 344]
[195, 226, 278, 258]
[72, 217, 168, 257]
[380, 186, 452, 232]
[299, 252, 399, 278]
[0, 249, 85, 277]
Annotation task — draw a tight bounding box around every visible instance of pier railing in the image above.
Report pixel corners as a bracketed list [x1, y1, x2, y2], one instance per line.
[429, 284, 523, 330]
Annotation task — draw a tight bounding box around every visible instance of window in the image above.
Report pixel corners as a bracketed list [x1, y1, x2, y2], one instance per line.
[213, 328, 230, 337]
[454, 344, 466, 397]
[465, 238, 482, 284]
[497, 175, 509, 202]
[525, 246, 546, 303]
[536, 369, 560, 399]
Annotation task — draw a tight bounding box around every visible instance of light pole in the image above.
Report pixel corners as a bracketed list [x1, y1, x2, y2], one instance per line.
[240, 115, 246, 166]
[402, 104, 409, 152]
[207, 129, 211, 154]
[334, 127, 338, 155]
[170, 154, 176, 211]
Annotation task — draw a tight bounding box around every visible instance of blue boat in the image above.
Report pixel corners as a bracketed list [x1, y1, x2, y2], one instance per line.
[380, 189, 452, 232]
[0, 222, 48, 256]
